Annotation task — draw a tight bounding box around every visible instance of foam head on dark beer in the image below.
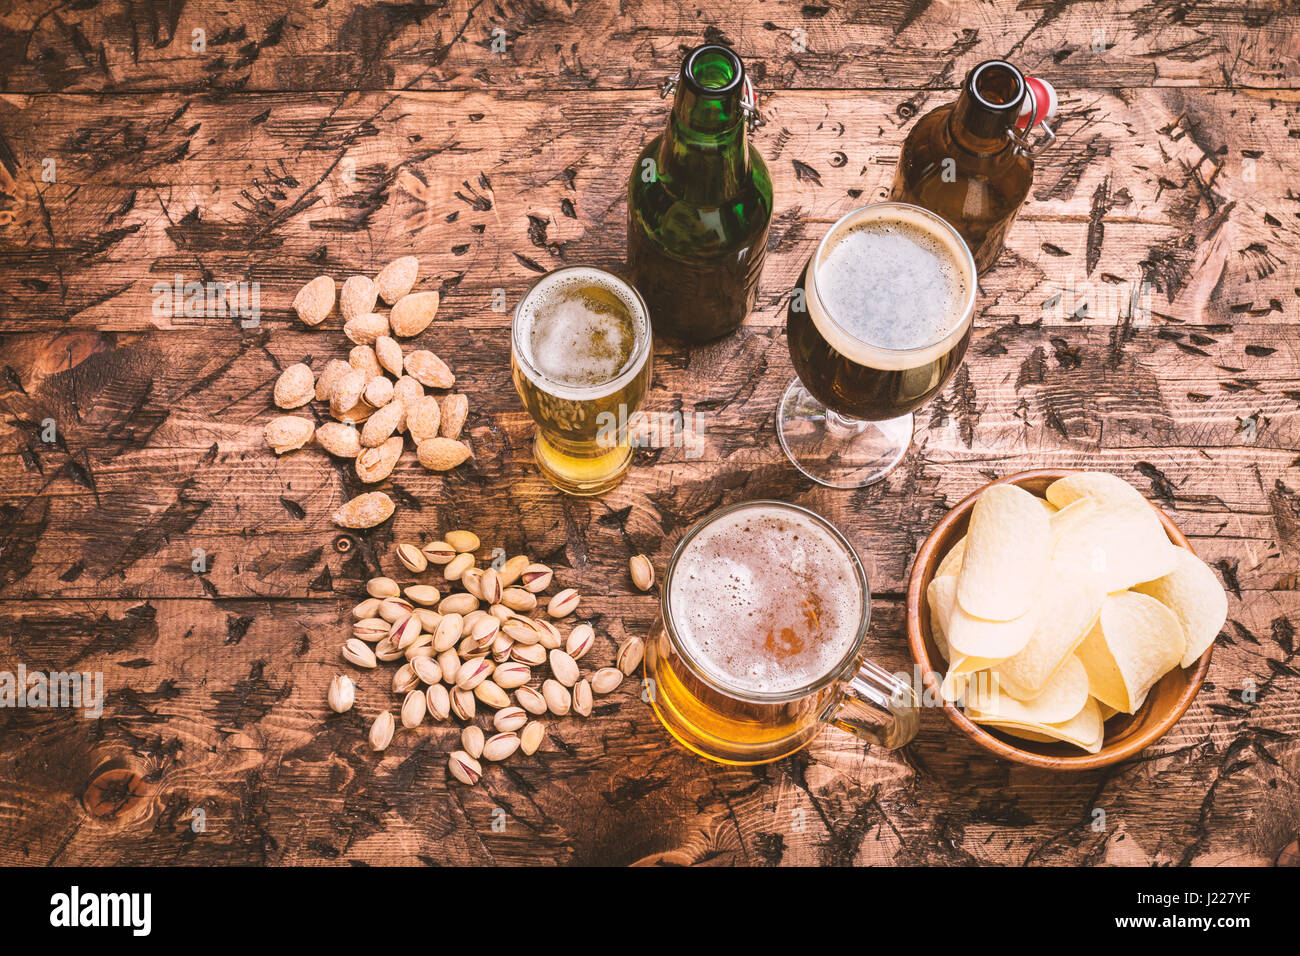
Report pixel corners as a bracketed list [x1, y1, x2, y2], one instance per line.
[808, 204, 976, 370]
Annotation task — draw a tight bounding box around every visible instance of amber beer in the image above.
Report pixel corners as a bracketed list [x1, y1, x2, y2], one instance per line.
[511, 267, 653, 496]
[646, 501, 919, 764]
[777, 203, 978, 489]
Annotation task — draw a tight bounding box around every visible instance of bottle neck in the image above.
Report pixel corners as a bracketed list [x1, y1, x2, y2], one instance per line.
[947, 60, 1027, 157]
[947, 89, 1014, 156]
[657, 75, 748, 203]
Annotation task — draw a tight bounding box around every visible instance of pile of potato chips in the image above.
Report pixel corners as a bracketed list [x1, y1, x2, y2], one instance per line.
[927, 472, 1227, 754]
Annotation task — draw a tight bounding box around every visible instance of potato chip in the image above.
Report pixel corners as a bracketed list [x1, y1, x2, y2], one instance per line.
[957, 484, 1051, 621]
[950, 653, 999, 675]
[989, 563, 1105, 700]
[946, 603, 1036, 660]
[940, 671, 967, 703]
[1134, 547, 1227, 668]
[924, 473, 1222, 755]
[935, 535, 966, 579]
[966, 654, 1090, 725]
[1047, 498, 1094, 547]
[1076, 591, 1183, 713]
[975, 696, 1104, 754]
[926, 574, 958, 663]
[1130, 685, 1149, 713]
[1045, 471, 1145, 511]
[1049, 495, 1178, 593]
[940, 653, 1001, 702]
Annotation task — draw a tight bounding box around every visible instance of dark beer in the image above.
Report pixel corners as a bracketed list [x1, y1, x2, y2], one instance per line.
[787, 209, 973, 420]
[775, 202, 977, 488]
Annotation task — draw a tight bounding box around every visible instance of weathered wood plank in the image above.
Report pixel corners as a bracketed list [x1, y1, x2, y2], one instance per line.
[0, 595, 1294, 866]
[1, 6, 1297, 869]
[1, 0, 1297, 94]
[0, 312, 1298, 600]
[1, 87, 1296, 334]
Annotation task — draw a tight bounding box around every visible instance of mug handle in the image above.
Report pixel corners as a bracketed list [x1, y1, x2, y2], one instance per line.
[829, 658, 919, 749]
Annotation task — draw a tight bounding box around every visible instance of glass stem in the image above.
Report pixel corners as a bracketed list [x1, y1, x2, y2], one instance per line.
[823, 407, 870, 435]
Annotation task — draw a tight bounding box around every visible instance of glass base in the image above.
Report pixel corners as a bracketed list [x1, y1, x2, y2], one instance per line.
[534, 436, 631, 497]
[776, 378, 913, 488]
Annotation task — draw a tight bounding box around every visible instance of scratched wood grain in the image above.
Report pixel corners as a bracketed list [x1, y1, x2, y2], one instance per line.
[0, 596, 1295, 865]
[1, 87, 1297, 329]
[0, 0, 1298, 867]
[1, 0, 1298, 94]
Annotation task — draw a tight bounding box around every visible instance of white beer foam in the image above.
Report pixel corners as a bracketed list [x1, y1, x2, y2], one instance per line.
[806, 203, 977, 372]
[514, 267, 650, 401]
[668, 504, 864, 695]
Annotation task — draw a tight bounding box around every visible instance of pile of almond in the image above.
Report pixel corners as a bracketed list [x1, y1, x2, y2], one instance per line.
[263, 258, 472, 529]
[327, 531, 649, 786]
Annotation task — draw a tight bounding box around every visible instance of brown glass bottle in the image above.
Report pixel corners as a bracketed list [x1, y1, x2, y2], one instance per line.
[890, 61, 1039, 274]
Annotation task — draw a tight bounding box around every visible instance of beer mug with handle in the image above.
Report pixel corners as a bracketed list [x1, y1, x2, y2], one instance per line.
[644, 500, 919, 764]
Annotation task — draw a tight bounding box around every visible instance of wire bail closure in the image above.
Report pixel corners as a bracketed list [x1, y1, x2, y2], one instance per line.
[659, 75, 765, 132]
[741, 76, 765, 131]
[1007, 84, 1056, 157]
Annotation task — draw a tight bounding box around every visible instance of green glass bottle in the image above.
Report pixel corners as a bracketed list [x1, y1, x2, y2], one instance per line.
[627, 44, 773, 343]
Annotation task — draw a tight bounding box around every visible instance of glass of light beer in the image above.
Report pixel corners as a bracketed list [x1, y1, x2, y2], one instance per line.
[779, 202, 978, 488]
[645, 500, 919, 764]
[511, 266, 653, 495]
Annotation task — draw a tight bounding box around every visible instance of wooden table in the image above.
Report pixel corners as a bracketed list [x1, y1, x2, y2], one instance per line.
[1, 0, 1298, 867]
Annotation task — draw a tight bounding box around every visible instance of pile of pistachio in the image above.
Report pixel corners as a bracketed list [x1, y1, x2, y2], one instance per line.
[327, 531, 654, 785]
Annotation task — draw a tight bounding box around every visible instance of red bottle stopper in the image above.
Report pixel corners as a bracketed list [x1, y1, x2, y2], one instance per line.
[1016, 76, 1057, 130]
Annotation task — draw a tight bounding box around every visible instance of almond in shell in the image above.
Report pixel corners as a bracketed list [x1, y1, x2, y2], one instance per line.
[374, 336, 404, 377]
[356, 436, 403, 483]
[363, 375, 394, 408]
[390, 290, 439, 338]
[333, 492, 395, 529]
[316, 359, 352, 401]
[340, 275, 378, 321]
[440, 393, 468, 439]
[349, 344, 382, 378]
[293, 275, 335, 326]
[361, 399, 404, 447]
[392, 376, 424, 429]
[417, 437, 471, 471]
[406, 395, 442, 443]
[405, 350, 454, 389]
[376, 256, 419, 304]
[273, 363, 314, 409]
[264, 416, 314, 454]
[344, 311, 388, 346]
[331, 368, 367, 412]
[332, 399, 375, 425]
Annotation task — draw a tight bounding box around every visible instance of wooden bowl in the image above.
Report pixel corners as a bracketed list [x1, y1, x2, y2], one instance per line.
[905, 469, 1214, 771]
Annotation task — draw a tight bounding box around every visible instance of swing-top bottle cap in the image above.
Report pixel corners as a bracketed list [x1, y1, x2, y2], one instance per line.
[662, 44, 763, 131]
[1016, 76, 1058, 130]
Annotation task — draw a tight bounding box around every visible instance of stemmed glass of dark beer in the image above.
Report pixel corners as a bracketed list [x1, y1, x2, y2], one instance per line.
[779, 202, 978, 488]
